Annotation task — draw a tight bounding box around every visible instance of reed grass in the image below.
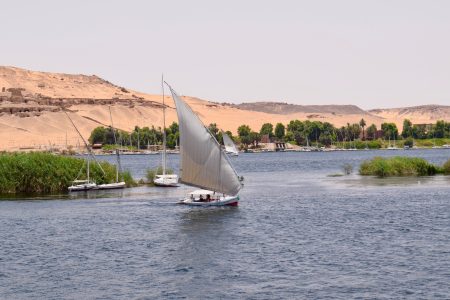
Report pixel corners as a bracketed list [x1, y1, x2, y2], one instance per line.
[443, 158, 450, 175]
[359, 156, 443, 177]
[0, 152, 135, 194]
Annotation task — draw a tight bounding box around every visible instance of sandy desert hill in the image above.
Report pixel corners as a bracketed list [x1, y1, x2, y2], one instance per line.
[0, 66, 449, 151]
[368, 105, 450, 125]
[234, 102, 367, 115]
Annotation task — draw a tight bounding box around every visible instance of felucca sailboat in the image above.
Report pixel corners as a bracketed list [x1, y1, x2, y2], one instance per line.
[154, 75, 179, 187]
[166, 83, 243, 206]
[65, 111, 103, 191]
[221, 130, 239, 156]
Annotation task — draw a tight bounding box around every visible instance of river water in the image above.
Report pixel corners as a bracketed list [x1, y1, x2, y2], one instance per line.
[1, 149, 449, 299]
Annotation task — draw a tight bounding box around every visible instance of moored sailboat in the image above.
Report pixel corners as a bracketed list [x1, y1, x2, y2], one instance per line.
[154, 75, 179, 187]
[166, 83, 243, 206]
[65, 110, 125, 191]
[221, 130, 239, 156]
[68, 157, 97, 191]
[64, 111, 103, 191]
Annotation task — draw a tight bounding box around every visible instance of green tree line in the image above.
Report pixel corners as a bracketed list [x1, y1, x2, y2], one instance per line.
[236, 119, 450, 148]
[89, 119, 450, 149]
[88, 122, 230, 149]
[89, 122, 179, 149]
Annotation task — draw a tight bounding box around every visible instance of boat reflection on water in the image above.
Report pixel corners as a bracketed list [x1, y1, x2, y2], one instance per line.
[67, 188, 126, 200]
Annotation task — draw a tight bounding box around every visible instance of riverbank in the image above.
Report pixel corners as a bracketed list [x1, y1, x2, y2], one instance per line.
[3, 138, 450, 154]
[0, 152, 135, 194]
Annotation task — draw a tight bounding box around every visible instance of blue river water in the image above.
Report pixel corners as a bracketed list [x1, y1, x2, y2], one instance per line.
[1, 149, 449, 299]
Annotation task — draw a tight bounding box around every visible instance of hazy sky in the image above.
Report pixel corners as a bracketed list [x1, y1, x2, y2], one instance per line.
[1, 0, 449, 109]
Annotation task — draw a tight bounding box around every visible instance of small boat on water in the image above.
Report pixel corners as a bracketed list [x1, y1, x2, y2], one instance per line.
[97, 181, 126, 189]
[68, 180, 97, 192]
[154, 75, 179, 187]
[166, 83, 243, 206]
[154, 174, 179, 187]
[184, 190, 239, 207]
[222, 130, 239, 156]
[65, 110, 125, 191]
[68, 157, 97, 191]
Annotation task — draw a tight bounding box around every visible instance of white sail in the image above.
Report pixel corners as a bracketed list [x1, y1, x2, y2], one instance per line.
[167, 85, 242, 196]
[221, 130, 239, 156]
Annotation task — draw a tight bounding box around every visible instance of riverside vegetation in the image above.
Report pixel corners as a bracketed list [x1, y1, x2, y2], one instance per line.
[359, 156, 450, 177]
[0, 152, 135, 194]
[89, 119, 450, 150]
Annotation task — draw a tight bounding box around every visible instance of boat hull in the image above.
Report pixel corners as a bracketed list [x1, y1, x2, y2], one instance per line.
[178, 194, 239, 207]
[97, 182, 126, 190]
[68, 183, 97, 192]
[226, 151, 239, 156]
[154, 175, 179, 187]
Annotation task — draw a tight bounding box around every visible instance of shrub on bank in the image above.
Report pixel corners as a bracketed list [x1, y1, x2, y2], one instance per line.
[443, 158, 450, 175]
[359, 156, 442, 177]
[0, 152, 135, 194]
[367, 140, 382, 149]
[341, 140, 382, 149]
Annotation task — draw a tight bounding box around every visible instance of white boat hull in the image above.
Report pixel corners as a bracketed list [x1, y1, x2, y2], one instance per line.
[226, 151, 239, 156]
[178, 191, 239, 207]
[154, 181, 179, 187]
[97, 182, 126, 190]
[154, 175, 179, 187]
[68, 182, 97, 192]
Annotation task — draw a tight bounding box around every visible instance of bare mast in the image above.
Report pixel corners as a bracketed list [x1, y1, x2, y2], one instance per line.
[64, 110, 105, 175]
[162, 74, 167, 175]
[109, 106, 122, 182]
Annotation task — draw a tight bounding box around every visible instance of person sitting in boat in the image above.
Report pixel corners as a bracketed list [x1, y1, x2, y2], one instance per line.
[198, 195, 204, 202]
[206, 194, 211, 202]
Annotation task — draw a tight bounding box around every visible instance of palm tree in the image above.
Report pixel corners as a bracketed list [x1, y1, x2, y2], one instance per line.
[359, 118, 366, 140]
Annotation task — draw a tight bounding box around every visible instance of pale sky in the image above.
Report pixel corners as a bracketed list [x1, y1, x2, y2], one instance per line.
[1, 0, 449, 109]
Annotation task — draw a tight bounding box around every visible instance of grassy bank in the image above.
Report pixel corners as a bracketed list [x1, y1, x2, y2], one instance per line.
[0, 152, 135, 194]
[359, 156, 450, 177]
[411, 138, 450, 147]
[335, 138, 450, 150]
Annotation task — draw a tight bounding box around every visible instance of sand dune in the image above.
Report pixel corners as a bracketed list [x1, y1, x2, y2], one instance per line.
[0, 66, 449, 151]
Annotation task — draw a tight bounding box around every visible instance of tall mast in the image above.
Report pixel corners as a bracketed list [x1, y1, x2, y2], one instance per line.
[162, 74, 167, 175]
[109, 106, 121, 183]
[64, 110, 105, 175]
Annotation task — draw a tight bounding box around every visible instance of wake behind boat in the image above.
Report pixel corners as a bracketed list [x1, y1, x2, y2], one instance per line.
[166, 83, 243, 206]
